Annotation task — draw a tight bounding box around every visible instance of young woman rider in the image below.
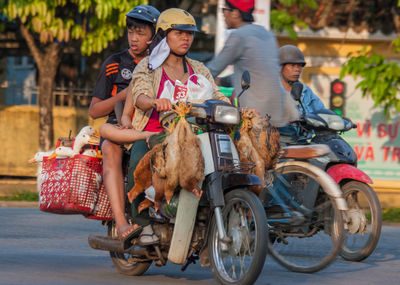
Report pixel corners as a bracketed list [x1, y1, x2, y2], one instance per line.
[110, 8, 230, 247]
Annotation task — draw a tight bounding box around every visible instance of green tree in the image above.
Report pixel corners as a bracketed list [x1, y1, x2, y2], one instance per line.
[270, 0, 317, 40]
[0, 0, 145, 151]
[337, 1, 400, 117]
[340, 39, 400, 118]
[271, 0, 400, 117]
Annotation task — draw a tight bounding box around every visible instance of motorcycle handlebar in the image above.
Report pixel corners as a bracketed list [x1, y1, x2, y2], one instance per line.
[155, 102, 206, 118]
[290, 114, 356, 133]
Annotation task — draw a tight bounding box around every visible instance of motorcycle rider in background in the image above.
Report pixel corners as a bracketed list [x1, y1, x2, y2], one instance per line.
[206, 0, 299, 127]
[276, 46, 382, 263]
[277, 44, 327, 142]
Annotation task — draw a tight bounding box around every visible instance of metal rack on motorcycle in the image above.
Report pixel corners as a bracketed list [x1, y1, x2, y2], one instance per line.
[218, 158, 255, 173]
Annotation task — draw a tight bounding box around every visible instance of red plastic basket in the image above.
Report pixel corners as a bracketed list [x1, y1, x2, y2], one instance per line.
[85, 183, 113, 221]
[39, 155, 102, 215]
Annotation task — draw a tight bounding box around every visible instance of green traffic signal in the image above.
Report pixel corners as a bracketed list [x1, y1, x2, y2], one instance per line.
[333, 109, 343, 116]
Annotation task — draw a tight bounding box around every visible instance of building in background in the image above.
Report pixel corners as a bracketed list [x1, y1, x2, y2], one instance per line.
[4, 56, 36, 105]
[274, 0, 400, 202]
[1, 1, 399, 201]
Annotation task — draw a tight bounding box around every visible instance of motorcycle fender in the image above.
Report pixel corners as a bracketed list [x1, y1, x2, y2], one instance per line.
[205, 172, 263, 209]
[327, 164, 373, 185]
[168, 187, 199, 265]
[277, 161, 348, 211]
[222, 172, 263, 189]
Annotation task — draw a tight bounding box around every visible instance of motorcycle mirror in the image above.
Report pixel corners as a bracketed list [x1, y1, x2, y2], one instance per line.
[290, 82, 303, 101]
[241, 70, 250, 91]
[235, 71, 251, 107]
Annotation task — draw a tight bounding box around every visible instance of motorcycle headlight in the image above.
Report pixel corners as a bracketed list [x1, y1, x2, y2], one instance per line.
[213, 105, 240, 125]
[318, 113, 344, 130]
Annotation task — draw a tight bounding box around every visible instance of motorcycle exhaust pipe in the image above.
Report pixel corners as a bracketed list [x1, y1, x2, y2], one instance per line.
[88, 233, 148, 255]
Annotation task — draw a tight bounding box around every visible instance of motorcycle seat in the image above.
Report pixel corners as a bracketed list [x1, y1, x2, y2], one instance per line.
[281, 144, 331, 159]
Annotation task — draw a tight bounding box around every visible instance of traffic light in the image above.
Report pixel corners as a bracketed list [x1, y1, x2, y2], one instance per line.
[330, 79, 346, 116]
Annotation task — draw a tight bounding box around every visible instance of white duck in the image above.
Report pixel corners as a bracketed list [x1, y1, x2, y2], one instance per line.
[29, 150, 55, 192]
[77, 126, 96, 137]
[29, 151, 55, 164]
[72, 133, 91, 154]
[54, 146, 76, 158]
[74, 126, 100, 153]
[82, 149, 97, 157]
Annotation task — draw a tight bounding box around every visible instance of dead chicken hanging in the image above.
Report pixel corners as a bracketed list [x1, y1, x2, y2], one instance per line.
[234, 108, 283, 194]
[127, 101, 205, 213]
[234, 108, 266, 195]
[248, 114, 282, 170]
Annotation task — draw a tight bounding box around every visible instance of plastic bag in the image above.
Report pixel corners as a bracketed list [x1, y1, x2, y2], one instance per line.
[158, 73, 213, 104]
[186, 73, 213, 102]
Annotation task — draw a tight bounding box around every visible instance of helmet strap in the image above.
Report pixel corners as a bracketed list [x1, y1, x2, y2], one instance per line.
[170, 50, 188, 73]
[149, 31, 166, 53]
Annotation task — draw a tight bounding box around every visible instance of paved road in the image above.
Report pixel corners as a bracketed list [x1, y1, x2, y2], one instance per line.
[0, 207, 399, 285]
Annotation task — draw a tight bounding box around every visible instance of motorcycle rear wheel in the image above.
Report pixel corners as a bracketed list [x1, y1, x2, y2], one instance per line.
[208, 189, 268, 285]
[340, 181, 382, 261]
[267, 163, 344, 273]
[107, 222, 152, 276]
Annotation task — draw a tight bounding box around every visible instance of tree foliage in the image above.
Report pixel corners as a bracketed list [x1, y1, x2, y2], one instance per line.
[2, 0, 144, 55]
[271, 0, 400, 117]
[340, 43, 400, 118]
[340, 1, 400, 118]
[270, 0, 317, 40]
[0, 0, 146, 150]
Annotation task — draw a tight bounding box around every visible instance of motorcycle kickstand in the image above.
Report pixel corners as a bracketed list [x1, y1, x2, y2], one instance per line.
[154, 245, 166, 266]
[181, 254, 199, 271]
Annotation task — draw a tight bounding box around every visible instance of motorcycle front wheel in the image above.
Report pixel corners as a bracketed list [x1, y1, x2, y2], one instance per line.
[107, 222, 152, 276]
[208, 189, 268, 285]
[267, 162, 344, 273]
[340, 181, 382, 261]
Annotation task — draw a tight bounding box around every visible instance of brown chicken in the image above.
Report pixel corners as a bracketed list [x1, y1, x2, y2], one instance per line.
[157, 110, 183, 204]
[128, 101, 205, 213]
[176, 105, 205, 200]
[234, 108, 266, 195]
[159, 102, 205, 202]
[151, 170, 167, 212]
[137, 198, 154, 214]
[127, 143, 163, 203]
[135, 152, 168, 214]
[248, 114, 282, 170]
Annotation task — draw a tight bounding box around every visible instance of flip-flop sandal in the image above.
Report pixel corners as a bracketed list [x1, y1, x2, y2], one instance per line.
[120, 225, 143, 250]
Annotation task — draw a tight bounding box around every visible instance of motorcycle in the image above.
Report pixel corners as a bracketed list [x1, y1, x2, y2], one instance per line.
[234, 76, 348, 273]
[88, 73, 269, 285]
[279, 81, 382, 262]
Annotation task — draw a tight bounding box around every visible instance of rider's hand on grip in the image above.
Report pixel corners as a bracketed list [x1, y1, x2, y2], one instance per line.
[153, 98, 172, 112]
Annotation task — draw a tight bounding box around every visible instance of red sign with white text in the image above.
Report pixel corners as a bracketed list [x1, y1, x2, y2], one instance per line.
[173, 84, 188, 101]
